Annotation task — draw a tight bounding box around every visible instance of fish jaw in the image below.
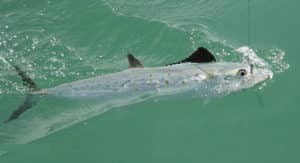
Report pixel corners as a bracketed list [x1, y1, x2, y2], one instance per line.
[248, 68, 273, 87]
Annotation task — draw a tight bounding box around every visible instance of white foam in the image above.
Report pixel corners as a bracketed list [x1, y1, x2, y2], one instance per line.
[236, 46, 269, 67]
[236, 46, 289, 73]
[0, 56, 8, 64]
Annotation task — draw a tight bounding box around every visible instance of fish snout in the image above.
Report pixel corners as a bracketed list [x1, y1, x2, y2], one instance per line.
[254, 68, 274, 82]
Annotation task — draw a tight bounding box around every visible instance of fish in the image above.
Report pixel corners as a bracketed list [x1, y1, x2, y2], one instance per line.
[3, 47, 273, 123]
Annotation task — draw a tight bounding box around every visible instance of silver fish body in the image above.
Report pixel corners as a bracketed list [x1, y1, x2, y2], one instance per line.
[40, 62, 273, 100]
[0, 49, 274, 144]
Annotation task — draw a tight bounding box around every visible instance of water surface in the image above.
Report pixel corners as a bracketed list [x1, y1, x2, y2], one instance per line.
[0, 0, 299, 162]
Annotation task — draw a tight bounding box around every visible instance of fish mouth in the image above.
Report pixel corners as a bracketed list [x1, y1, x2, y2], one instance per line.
[251, 68, 273, 84]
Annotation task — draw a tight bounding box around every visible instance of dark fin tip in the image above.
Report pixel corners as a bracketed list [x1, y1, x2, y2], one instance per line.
[3, 64, 39, 123]
[127, 54, 144, 68]
[168, 47, 216, 65]
[4, 94, 37, 123]
[13, 65, 38, 90]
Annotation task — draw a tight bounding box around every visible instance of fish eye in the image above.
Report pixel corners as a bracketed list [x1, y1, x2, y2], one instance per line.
[237, 69, 247, 77]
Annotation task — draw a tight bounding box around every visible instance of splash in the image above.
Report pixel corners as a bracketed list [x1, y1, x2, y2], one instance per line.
[237, 46, 289, 73]
[237, 46, 269, 67]
[0, 55, 8, 64]
[0, 24, 89, 94]
[102, 0, 289, 75]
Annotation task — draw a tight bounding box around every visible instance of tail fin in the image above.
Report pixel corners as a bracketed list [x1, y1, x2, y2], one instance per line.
[4, 65, 39, 123]
[13, 65, 38, 90]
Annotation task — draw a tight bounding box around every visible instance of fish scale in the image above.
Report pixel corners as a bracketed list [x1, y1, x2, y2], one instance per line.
[43, 63, 207, 98]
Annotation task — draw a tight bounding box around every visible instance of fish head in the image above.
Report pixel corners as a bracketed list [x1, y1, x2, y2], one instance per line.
[196, 62, 273, 95]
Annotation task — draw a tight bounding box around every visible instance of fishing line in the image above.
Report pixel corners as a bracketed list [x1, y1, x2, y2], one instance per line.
[247, 0, 264, 109]
[247, 0, 251, 47]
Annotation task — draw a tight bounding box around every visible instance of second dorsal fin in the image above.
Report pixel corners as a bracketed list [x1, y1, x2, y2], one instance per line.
[169, 47, 216, 65]
[127, 54, 144, 68]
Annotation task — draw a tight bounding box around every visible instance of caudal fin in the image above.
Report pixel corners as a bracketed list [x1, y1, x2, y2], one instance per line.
[3, 65, 39, 123]
[12, 65, 38, 90]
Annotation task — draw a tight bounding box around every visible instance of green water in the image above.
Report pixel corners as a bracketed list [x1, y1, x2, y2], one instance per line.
[0, 0, 299, 162]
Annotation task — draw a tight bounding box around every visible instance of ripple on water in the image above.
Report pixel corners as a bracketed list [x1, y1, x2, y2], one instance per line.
[0, 150, 7, 157]
[0, 24, 90, 94]
[103, 0, 289, 76]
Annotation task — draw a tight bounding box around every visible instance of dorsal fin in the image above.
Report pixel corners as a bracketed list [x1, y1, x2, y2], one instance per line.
[169, 47, 216, 65]
[127, 54, 144, 68]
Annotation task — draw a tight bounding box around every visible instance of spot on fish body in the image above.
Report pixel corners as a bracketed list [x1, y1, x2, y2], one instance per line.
[165, 80, 169, 85]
